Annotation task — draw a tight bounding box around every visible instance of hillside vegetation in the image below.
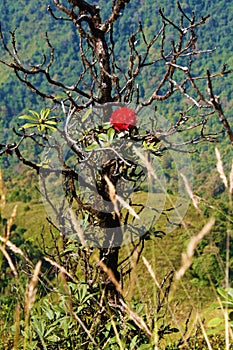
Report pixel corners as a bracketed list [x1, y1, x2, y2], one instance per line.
[0, 0, 232, 181]
[1, 0, 233, 133]
[0, 1, 233, 348]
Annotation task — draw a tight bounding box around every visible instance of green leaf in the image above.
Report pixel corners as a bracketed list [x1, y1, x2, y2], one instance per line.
[207, 324, 225, 335]
[28, 109, 40, 119]
[207, 317, 223, 327]
[220, 301, 233, 308]
[19, 123, 39, 129]
[135, 302, 144, 314]
[41, 108, 51, 120]
[227, 288, 233, 300]
[53, 94, 67, 100]
[46, 334, 61, 343]
[102, 122, 111, 130]
[138, 344, 153, 350]
[217, 287, 228, 299]
[43, 306, 54, 321]
[81, 108, 92, 122]
[217, 287, 233, 304]
[44, 325, 56, 337]
[45, 120, 57, 125]
[47, 126, 57, 132]
[98, 133, 108, 141]
[143, 140, 149, 149]
[107, 127, 115, 142]
[18, 114, 39, 121]
[33, 318, 46, 338]
[129, 335, 139, 349]
[39, 124, 46, 132]
[78, 287, 88, 302]
[208, 301, 219, 310]
[85, 142, 99, 151]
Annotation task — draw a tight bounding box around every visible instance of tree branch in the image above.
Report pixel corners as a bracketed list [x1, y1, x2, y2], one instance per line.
[207, 69, 233, 145]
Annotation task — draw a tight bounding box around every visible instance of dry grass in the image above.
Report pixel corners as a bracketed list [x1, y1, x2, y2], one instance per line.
[175, 218, 215, 281]
[215, 147, 228, 189]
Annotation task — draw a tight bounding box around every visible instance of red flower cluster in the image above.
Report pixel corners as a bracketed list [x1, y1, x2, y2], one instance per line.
[110, 107, 137, 131]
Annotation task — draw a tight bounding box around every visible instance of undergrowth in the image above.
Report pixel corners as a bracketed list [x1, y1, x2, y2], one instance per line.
[0, 147, 232, 349]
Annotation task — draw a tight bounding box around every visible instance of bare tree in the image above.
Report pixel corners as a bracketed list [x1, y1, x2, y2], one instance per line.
[0, 0, 232, 304]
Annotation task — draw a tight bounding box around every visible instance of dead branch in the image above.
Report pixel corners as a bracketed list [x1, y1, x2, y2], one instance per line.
[207, 69, 233, 145]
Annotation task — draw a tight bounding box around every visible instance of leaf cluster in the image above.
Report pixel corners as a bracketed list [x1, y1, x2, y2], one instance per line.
[18, 108, 59, 133]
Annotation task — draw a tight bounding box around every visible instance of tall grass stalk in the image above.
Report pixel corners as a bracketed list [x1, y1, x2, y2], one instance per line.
[180, 173, 204, 218]
[175, 218, 215, 282]
[23, 260, 42, 350]
[142, 255, 159, 348]
[215, 147, 233, 350]
[0, 178, 22, 349]
[110, 316, 125, 350]
[0, 245, 18, 276]
[6, 204, 17, 241]
[198, 315, 213, 350]
[135, 148, 160, 348]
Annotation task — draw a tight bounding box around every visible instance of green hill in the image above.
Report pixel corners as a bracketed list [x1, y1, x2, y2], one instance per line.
[0, 0, 232, 183]
[1, 0, 233, 129]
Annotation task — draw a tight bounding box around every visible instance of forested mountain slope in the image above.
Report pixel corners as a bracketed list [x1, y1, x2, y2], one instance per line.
[0, 0, 233, 133]
[0, 0, 232, 194]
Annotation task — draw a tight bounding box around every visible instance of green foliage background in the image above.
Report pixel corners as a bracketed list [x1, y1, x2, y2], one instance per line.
[0, 1, 233, 348]
[1, 0, 233, 136]
[0, 0, 232, 176]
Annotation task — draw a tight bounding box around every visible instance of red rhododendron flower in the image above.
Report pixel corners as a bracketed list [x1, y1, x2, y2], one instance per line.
[110, 107, 137, 131]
